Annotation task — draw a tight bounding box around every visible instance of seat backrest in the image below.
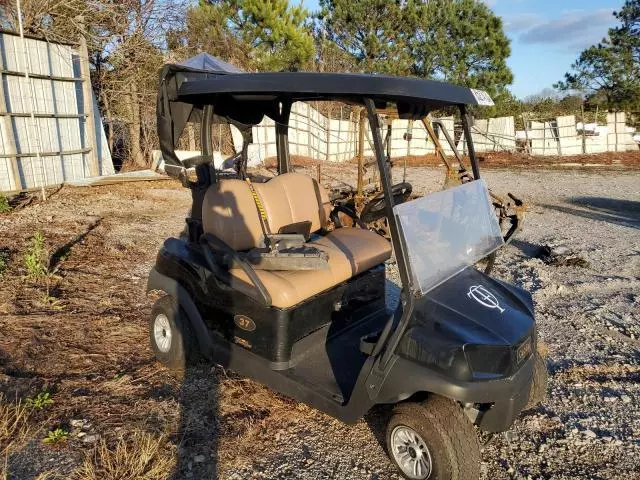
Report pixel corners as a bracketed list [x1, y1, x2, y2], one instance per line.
[202, 173, 331, 251]
[202, 179, 263, 251]
[253, 173, 331, 234]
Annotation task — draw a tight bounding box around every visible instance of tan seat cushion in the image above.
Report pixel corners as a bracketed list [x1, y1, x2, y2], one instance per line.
[202, 174, 391, 308]
[229, 228, 391, 308]
[202, 174, 331, 251]
[253, 173, 331, 233]
[310, 227, 392, 276]
[202, 179, 263, 251]
[228, 242, 353, 308]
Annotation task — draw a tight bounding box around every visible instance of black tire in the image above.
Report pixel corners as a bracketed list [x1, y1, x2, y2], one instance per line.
[149, 295, 196, 370]
[525, 353, 548, 410]
[386, 396, 480, 480]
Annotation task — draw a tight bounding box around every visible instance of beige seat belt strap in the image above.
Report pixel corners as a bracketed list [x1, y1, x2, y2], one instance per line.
[245, 178, 272, 238]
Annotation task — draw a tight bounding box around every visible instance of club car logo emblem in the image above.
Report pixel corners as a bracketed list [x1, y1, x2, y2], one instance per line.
[234, 315, 256, 332]
[467, 285, 504, 313]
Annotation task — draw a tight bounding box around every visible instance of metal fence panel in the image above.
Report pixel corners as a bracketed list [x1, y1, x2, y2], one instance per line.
[0, 32, 114, 193]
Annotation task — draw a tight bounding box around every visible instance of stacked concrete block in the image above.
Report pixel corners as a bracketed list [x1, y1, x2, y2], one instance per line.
[606, 112, 636, 151]
[584, 125, 608, 154]
[556, 115, 582, 156]
[402, 120, 434, 157]
[529, 121, 559, 156]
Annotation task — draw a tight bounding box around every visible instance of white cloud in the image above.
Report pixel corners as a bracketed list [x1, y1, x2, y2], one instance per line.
[504, 13, 542, 33]
[510, 9, 616, 51]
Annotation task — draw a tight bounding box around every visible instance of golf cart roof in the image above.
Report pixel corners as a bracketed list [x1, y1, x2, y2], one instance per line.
[157, 58, 494, 167]
[175, 72, 494, 109]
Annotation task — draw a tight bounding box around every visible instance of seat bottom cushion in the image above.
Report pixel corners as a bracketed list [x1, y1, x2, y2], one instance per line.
[310, 227, 392, 276]
[229, 228, 392, 309]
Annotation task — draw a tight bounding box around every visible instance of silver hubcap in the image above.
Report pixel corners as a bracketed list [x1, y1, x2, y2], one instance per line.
[153, 314, 172, 353]
[391, 425, 433, 479]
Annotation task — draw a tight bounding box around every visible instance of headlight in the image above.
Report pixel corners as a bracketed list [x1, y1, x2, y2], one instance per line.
[398, 328, 472, 381]
[464, 344, 513, 379]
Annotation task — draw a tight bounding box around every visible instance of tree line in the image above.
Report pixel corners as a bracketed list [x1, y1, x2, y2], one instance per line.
[0, 0, 638, 167]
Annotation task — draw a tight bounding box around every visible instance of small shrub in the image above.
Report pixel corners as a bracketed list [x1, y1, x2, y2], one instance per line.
[0, 195, 10, 213]
[24, 231, 48, 281]
[43, 428, 68, 445]
[25, 392, 53, 410]
[41, 293, 66, 311]
[0, 248, 10, 277]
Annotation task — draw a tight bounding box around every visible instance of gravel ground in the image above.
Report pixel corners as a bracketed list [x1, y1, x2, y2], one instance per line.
[0, 166, 638, 479]
[225, 167, 640, 480]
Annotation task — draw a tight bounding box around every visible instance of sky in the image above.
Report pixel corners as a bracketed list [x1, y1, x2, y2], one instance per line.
[298, 0, 624, 99]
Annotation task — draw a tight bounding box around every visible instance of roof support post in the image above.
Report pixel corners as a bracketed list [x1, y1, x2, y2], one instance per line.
[184, 104, 215, 243]
[364, 97, 413, 371]
[356, 108, 366, 203]
[460, 105, 481, 180]
[364, 98, 409, 288]
[276, 100, 292, 174]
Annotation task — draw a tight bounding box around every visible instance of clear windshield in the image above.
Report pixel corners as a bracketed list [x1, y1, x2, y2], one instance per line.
[393, 180, 504, 296]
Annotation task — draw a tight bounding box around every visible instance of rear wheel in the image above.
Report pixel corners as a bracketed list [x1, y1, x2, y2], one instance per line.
[149, 295, 196, 370]
[386, 396, 480, 480]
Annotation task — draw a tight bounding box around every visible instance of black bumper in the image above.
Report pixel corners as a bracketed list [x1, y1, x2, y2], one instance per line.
[376, 354, 534, 432]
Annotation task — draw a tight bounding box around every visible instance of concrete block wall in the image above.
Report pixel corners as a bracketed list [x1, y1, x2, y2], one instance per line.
[226, 102, 638, 164]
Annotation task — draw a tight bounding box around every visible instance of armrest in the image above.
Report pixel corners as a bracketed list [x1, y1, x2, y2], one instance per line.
[200, 233, 272, 307]
[238, 245, 329, 271]
[260, 233, 306, 250]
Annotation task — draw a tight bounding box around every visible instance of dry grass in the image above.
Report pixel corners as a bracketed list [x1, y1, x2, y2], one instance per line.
[0, 396, 33, 479]
[213, 371, 316, 468]
[0, 396, 32, 458]
[70, 433, 174, 480]
[268, 150, 640, 172]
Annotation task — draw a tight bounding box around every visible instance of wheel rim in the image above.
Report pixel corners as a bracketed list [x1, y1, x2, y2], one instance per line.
[153, 314, 172, 353]
[391, 425, 433, 479]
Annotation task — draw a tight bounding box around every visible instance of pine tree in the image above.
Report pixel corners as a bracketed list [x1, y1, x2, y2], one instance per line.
[187, 0, 315, 71]
[556, 0, 640, 111]
[318, 0, 513, 98]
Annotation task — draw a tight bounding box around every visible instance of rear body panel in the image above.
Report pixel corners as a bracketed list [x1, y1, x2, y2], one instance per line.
[153, 237, 387, 369]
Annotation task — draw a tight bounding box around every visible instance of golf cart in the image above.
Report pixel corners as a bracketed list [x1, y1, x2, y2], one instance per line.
[149, 62, 546, 479]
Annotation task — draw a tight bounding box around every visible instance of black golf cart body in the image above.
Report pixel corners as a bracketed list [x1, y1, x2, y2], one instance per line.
[149, 60, 537, 435]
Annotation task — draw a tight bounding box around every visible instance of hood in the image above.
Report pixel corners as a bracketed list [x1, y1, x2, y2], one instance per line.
[396, 267, 536, 381]
[414, 267, 534, 347]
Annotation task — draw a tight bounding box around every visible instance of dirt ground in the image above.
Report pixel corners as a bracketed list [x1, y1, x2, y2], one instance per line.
[0, 161, 638, 479]
[281, 149, 640, 170]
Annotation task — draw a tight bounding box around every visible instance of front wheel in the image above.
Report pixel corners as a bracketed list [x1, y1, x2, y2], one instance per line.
[386, 396, 480, 480]
[149, 295, 196, 370]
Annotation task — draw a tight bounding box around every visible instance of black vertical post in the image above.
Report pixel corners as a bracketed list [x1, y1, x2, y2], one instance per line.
[276, 101, 292, 174]
[364, 98, 413, 370]
[187, 104, 214, 243]
[364, 99, 409, 285]
[460, 104, 481, 180]
[201, 105, 213, 157]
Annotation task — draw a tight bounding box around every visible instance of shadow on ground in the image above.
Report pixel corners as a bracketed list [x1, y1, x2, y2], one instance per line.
[541, 197, 640, 230]
[171, 363, 221, 479]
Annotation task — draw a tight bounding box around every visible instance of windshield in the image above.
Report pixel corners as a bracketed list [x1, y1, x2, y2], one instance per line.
[393, 179, 503, 296]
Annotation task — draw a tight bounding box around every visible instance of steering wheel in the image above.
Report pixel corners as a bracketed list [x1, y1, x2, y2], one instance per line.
[360, 182, 413, 224]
